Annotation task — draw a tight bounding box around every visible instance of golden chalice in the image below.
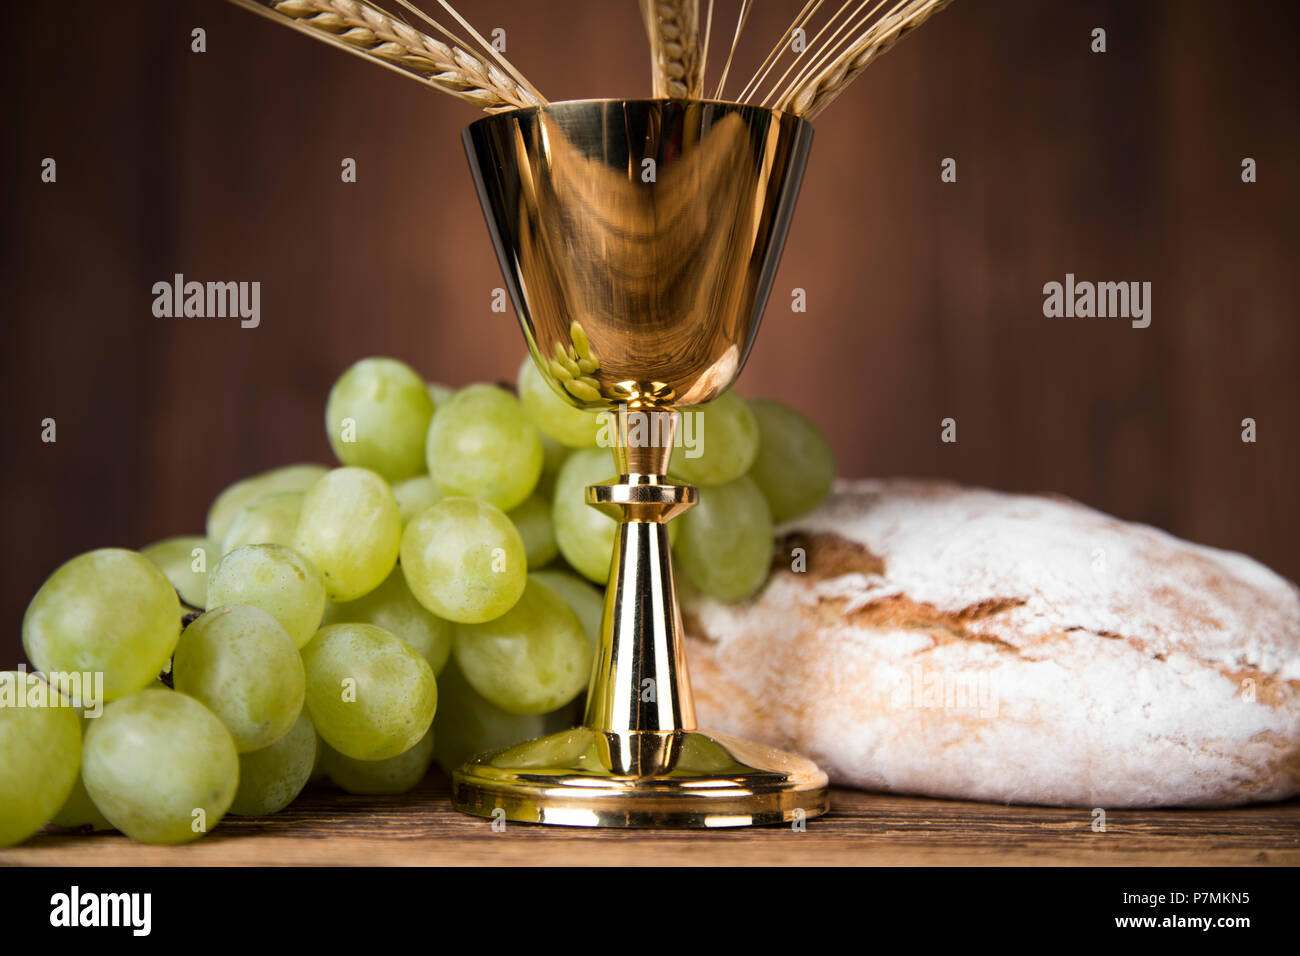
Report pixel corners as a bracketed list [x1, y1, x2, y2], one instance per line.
[453, 99, 828, 827]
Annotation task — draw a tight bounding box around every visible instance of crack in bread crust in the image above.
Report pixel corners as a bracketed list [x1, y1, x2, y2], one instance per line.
[774, 531, 885, 578]
[819, 590, 1024, 654]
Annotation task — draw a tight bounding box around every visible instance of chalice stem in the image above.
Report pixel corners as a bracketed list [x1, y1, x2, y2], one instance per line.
[583, 407, 698, 738]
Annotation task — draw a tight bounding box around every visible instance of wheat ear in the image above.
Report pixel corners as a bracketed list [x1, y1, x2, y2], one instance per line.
[783, 0, 952, 119]
[408, 0, 546, 106]
[228, 0, 544, 113]
[641, 0, 703, 99]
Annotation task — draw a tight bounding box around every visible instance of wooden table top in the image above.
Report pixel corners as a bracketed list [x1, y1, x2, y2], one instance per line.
[4, 775, 1297, 867]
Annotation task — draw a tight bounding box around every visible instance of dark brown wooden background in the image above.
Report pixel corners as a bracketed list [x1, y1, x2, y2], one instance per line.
[3, 0, 1297, 666]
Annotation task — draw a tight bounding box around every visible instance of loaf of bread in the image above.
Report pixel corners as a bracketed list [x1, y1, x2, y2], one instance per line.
[683, 479, 1300, 807]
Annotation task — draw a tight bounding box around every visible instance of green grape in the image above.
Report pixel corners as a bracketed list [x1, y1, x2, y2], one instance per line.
[82, 688, 238, 844]
[293, 467, 402, 602]
[23, 549, 182, 702]
[433, 661, 575, 773]
[676, 474, 774, 601]
[141, 535, 219, 608]
[426, 381, 454, 409]
[535, 431, 572, 502]
[400, 497, 526, 623]
[49, 712, 113, 832]
[391, 474, 441, 525]
[671, 391, 759, 486]
[301, 623, 437, 761]
[426, 383, 542, 511]
[487, 726, 600, 770]
[530, 570, 604, 651]
[747, 398, 836, 522]
[309, 734, 329, 784]
[322, 728, 434, 795]
[454, 579, 589, 715]
[220, 491, 303, 555]
[508, 491, 558, 569]
[173, 605, 306, 752]
[325, 357, 435, 482]
[229, 709, 317, 817]
[516, 355, 602, 448]
[49, 773, 114, 832]
[325, 567, 452, 675]
[552, 448, 617, 583]
[0, 671, 81, 847]
[206, 463, 327, 543]
[206, 544, 327, 649]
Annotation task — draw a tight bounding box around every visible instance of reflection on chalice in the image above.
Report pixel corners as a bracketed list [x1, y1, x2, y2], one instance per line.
[451, 99, 829, 827]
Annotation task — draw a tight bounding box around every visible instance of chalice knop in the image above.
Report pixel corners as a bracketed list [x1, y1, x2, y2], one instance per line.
[453, 99, 828, 827]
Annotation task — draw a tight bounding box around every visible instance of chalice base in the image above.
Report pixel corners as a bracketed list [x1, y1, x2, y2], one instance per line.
[451, 726, 829, 828]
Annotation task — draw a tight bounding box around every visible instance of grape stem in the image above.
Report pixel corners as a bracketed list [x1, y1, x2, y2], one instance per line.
[157, 608, 203, 688]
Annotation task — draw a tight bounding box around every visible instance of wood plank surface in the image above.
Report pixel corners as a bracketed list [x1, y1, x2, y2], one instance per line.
[4, 776, 1297, 867]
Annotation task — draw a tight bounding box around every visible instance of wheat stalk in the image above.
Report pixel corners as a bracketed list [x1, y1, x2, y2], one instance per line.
[227, 0, 544, 113]
[782, 0, 952, 119]
[736, 0, 823, 104]
[711, 0, 752, 99]
[641, 0, 703, 99]
[767, 0, 889, 108]
[699, 0, 714, 88]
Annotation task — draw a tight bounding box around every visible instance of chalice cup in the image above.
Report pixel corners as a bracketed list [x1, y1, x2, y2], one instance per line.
[453, 99, 829, 827]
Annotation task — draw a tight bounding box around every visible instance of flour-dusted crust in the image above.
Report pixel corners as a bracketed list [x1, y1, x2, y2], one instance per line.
[683, 479, 1300, 807]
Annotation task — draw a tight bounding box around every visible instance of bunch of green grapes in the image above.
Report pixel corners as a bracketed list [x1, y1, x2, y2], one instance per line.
[4, 353, 833, 846]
